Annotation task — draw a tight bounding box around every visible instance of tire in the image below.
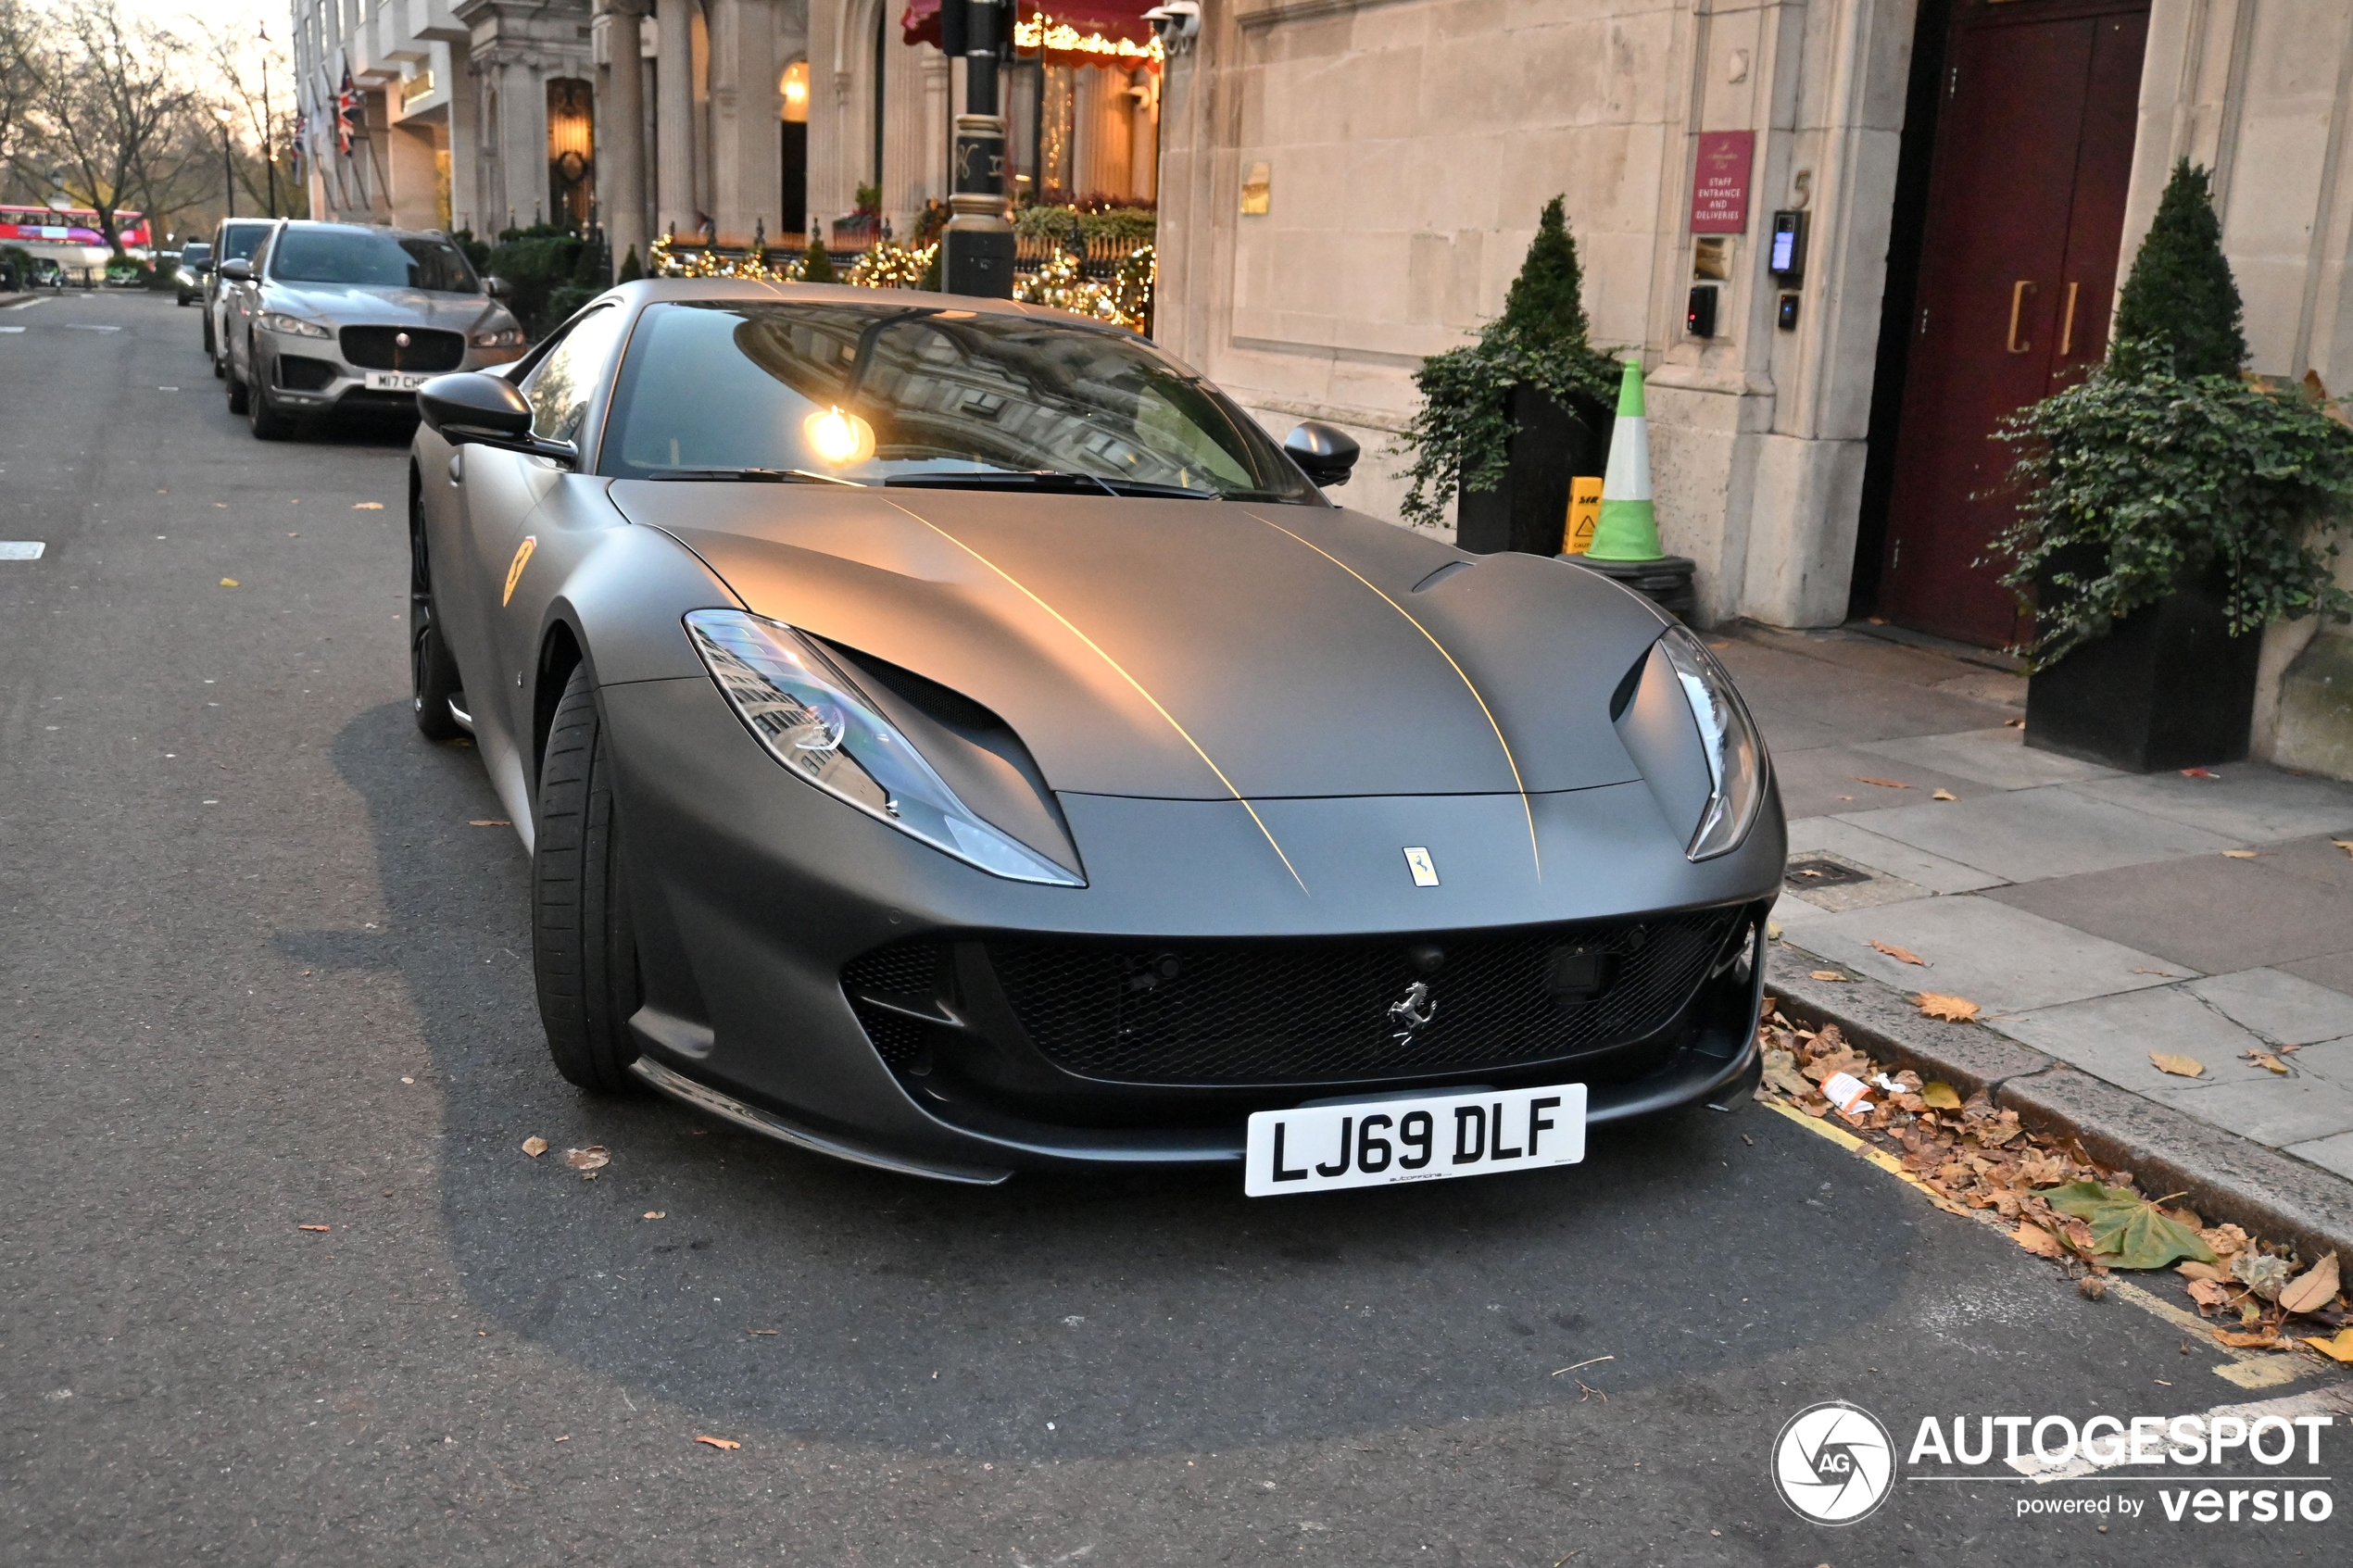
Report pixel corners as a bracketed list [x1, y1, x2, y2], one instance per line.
[409, 492, 464, 741]
[248, 368, 295, 440]
[534, 665, 645, 1094]
[203, 309, 218, 370]
[225, 350, 248, 414]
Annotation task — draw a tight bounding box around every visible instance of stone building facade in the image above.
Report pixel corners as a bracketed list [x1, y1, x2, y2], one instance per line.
[1157, 0, 2353, 772]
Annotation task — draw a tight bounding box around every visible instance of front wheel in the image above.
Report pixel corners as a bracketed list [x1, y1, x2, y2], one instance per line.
[409, 497, 464, 740]
[248, 369, 295, 440]
[534, 665, 645, 1094]
[224, 348, 248, 414]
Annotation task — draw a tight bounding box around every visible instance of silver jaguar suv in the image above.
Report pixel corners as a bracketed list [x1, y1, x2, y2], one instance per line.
[219, 220, 529, 438]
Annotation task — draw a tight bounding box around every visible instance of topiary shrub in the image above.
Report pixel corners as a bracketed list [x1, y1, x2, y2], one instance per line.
[1994, 161, 2353, 667]
[800, 234, 837, 284]
[1394, 196, 1620, 529]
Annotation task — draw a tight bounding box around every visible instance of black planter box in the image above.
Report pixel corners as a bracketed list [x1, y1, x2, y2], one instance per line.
[1455, 384, 1613, 556]
[2025, 582, 2264, 771]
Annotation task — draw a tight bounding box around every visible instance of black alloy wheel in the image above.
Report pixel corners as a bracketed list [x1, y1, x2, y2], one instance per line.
[534, 664, 646, 1094]
[409, 489, 465, 741]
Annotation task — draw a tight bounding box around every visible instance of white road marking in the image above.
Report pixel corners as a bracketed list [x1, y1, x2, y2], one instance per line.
[0, 541, 45, 560]
[2008, 1383, 2353, 1481]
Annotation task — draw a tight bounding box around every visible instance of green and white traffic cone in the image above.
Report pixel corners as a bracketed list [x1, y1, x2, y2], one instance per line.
[1584, 358, 1663, 562]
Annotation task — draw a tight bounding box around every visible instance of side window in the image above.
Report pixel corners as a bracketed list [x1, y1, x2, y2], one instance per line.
[522, 306, 627, 445]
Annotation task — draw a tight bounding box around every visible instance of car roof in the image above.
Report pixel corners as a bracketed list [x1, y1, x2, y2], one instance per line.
[268, 220, 461, 244]
[598, 277, 1141, 336]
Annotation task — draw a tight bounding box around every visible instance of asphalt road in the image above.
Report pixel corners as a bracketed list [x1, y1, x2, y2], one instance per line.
[4, 290, 2346, 1566]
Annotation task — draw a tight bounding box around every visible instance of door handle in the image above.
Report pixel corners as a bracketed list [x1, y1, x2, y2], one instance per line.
[2058, 281, 2080, 357]
[2007, 281, 2036, 354]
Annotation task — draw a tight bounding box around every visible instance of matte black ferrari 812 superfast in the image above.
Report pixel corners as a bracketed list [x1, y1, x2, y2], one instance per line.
[407, 281, 1783, 1191]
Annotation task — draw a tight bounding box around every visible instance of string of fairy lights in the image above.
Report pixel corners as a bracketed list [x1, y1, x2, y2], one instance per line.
[647, 233, 1157, 334]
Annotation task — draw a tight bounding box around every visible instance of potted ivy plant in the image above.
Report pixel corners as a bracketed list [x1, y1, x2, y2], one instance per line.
[1398, 198, 1620, 552]
[1995, 161, 2353, 771]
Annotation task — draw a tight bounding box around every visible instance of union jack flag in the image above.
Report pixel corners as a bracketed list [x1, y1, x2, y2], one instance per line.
[336, 69, 363, 155]
[290, 109, 307, 176]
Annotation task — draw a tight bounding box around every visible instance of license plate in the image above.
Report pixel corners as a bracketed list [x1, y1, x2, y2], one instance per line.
[366, 370, 429, 391]
[1244, 1083, 1587, 1197]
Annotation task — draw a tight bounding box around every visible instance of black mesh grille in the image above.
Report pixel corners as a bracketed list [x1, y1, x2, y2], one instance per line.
[841, 942, 947, 1069]
[839, 911, 1745, 1087]
[338, 326, 464, 371]
[988, 914, 1738, 1085]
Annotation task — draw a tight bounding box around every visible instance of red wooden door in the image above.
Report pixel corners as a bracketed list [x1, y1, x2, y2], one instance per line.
[1880, 0, 2150, 647]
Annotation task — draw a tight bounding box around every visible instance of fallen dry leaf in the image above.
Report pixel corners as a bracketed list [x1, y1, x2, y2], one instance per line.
[2221, 849, 2259, 859]
[353, 502, 384, 509]
[219, 577, 239, 587]
[469, 819, 510, 827]
[2279, 1253, 2340, 1317]
[2014, 1223, 2063, 1259]
[2305, 1327, 2353, 1362]
[2246, 1052, 2289, 1075]
[562, 1146, 610, 1172]
[2149, 1053, 2206, 1079]
[747, 1328, 778, 1336]
[644, 1210, 667, 1221]
[1917, 993, 1981, 1022]
[1931, 789, 1957, 801]
[298, 1224, 331, 1233]
[522, 1136, 549, 1158]
[2181, 767, 2219, 780]
[2185, 1278, 2234, 1310]
[2004, 717, 2025, 728]
[694, 1436, 742, 1450]
[2212, 1329, 2285, 1350]
[1808, 970, 1851, 983]
[2333, 839, 2353, 859]
[2176, 1260, 2228, 1283]
[1853, 776, 1911, 790]
[1920, 1081, 1963, 1110]
[1870, 940, 1927, 966]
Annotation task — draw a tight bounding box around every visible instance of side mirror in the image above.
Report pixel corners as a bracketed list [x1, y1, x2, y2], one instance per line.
[217, 258, 251, 282]
[1284, 420, 1360, 488]
[484, 275, 511, 299]
[417, 372, 577, 465]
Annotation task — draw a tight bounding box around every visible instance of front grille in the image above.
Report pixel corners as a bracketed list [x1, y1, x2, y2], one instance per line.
[339, 325, 464, 372]
[842, 911, 1745, 1088]
[276, 354, 336, 391]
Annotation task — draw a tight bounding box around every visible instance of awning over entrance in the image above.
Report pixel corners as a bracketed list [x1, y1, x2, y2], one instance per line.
[900, 1, 1165, 70]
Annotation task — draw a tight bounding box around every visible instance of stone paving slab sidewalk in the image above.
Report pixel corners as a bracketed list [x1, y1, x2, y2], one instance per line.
[1721, 622, 2353, 1248]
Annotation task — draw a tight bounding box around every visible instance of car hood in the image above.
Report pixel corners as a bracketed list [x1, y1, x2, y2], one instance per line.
[611, 484, 1667, 800]
[259, 281, 503, 332]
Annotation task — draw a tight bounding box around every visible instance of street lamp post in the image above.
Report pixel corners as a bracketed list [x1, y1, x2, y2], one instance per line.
[215, 107, 235, 220]
[260, 51, 278, 218]
[942, 0, 1014, 298]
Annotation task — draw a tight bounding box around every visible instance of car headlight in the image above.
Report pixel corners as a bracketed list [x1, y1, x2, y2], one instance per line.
[472, 325, 525, 348]
[259, 310, 331, 338]
[1655, 624, 1768, 860]
[685, 609, 1084, 886]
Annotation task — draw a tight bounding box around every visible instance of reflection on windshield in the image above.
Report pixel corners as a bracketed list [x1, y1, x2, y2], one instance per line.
[602, 301, 1315, 503]
[270, 229, 480, 294]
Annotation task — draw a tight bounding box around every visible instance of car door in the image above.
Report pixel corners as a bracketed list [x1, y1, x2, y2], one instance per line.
[454, 303, 630, 779]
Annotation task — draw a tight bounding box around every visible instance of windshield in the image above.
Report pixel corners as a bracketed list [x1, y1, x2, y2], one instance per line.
[601, 301, 1317, 502]
[268, 228, 479, 294]
[182, 243, 210, 265]
[216, 224, 270, 263]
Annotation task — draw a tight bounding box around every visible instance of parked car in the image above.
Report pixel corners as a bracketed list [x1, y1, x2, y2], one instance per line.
[218, 220, 528, 439]
[174, 241, 211, 306]
[403, 281, 1783, 1191]
[204, 218, 276, 374]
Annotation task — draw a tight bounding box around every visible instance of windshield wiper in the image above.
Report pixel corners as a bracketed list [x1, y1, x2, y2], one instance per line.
[883, 470, 1214, 499]
[647, 468, 864, 486]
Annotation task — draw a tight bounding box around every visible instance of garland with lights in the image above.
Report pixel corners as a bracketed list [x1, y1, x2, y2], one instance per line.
[1014, 11, 1164, 69]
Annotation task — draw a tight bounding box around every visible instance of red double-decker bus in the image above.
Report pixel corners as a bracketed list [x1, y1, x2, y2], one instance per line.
[0, 205, 154, 272]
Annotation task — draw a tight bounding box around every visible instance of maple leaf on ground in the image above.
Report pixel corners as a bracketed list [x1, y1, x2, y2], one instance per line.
[2038, 1181, 2220, 1271]
[2148, 1052, 2205, 1078]
[1917, 993, 1980, 1022]
[1870, 940, 1927, 966]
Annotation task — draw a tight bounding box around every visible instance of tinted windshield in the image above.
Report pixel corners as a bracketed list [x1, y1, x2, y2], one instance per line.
[269, 229, 479, 293]
[182, 243, 210, 264]
[216, 224, 270, 263]
[602, 301, 1317, 502]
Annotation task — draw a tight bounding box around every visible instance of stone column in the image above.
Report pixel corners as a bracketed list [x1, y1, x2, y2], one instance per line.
[385, 120, 442, 229]
[447, 49, 483, 235]
[708, 0, 781, 248]
[597, 0, 650, 270]
[654, 0, 697, 239]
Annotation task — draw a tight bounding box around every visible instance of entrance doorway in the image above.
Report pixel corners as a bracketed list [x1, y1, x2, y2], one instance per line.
[1864, 0, 2149, 648]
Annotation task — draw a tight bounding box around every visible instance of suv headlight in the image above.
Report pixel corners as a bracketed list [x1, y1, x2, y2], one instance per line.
[259, 310, 330, 338]
[685, 609, 1084, 886]
[472, 325, 525, 348]
[1655, 625, 1768, 860]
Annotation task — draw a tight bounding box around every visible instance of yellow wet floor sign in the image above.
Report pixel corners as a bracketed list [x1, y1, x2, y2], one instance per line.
[1563, 476, 1603, 555]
